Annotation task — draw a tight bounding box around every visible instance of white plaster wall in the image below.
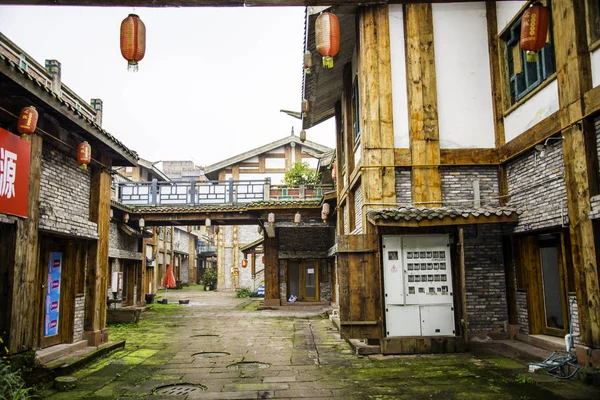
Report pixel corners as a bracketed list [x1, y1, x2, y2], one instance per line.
[265, 158, 285, 169]
[267, 146, 285, 154]
[432, 2, 495, 149]
[354, 144, 361, 167]
[591, 47, 600, 88]
[496, 1, 527, 34]
[304, 158, 319, 169]
[388, 4, 410, 148]
[504, 79, 560, 142]
[244, 156, 259, 162]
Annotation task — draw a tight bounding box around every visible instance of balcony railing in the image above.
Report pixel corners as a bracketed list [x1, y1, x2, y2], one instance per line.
[116, 178, 332, 207]
[198, 245, 217, 254]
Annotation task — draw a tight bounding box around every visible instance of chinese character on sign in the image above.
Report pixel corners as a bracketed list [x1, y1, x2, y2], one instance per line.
[0, 147, 18, 199]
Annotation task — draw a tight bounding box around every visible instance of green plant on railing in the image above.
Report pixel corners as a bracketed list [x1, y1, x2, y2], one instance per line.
[0, 338, 33, 400]
[283, 162, 321, 186]
[202, 269, 217, 290]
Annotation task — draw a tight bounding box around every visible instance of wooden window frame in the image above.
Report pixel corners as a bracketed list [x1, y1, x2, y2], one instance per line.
[351, 76, 361, 146]
[586, 0, 600, 51]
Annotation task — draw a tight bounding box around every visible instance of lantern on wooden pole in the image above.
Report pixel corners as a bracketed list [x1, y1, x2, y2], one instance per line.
[18, 106, 38, 140]
[519, 2, 549, 63]
[77, 141, 91, 170]
[315, 12, 340, 69]
[120, 14, 146, 72]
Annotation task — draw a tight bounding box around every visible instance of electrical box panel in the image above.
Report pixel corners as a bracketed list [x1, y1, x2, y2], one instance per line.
[386, 305, 421, 337]
[382, 235, 456, 338]
[420, 304, 456, 336]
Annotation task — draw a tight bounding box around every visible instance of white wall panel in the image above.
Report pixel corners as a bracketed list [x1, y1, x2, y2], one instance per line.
[504, 79, 559, 142]
[265, 158, 285, 169]
[496, 1, 527, 34]
[591, 47, 600, 88]
[433, 2, 495, 149]
[389, 4, 410, 148]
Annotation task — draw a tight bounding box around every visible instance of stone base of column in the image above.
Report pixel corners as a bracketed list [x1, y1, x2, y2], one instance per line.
[263, 299, 280, 307]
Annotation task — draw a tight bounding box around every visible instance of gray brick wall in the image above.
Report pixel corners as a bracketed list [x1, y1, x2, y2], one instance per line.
[517, 290, 529, 335]
[319, 281, 332, 302]
[353, 185, 363, 234]
[569, 295, 580, 346]
[395, 168, 412, 205]
[73, 295, 85, 341]
[463, 224, 508, 333]
[441, 166, 500, 207]
[237, 225, 264, 290]
[39, 144, 98, 239]
[343, 204, 349, 235]
[108, 222, 141, 260]
[506, 141, 567, 232]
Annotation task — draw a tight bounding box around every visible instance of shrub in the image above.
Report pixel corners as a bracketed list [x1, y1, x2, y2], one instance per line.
[283, 162, 321, 186]
[0, 355, 33, 400]
[236, 287, 252, 298]
[202, 269, 217, 288]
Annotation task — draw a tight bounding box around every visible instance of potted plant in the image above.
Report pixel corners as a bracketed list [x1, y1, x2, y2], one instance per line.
[202, 268, 217, 291]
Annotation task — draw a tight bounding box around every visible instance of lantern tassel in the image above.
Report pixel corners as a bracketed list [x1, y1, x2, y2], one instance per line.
[526, 51, 538, 63]
[127, 61, 139, 73]
[81, 164, 88, 170]
[20, 134, 30, 141]
[322, 56, 334, 69]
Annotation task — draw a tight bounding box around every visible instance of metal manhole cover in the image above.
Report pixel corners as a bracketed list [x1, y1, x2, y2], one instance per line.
[193, 352, 230, 358]
[154, 383, 206, 396]
[227, 361, 270, 370]
[190, 334, 219, 338]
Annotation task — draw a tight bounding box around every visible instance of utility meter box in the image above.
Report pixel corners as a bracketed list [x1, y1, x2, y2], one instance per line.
[383, 235, 456, 337]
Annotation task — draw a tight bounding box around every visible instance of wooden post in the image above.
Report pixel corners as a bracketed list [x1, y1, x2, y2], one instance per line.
[9, 133, 42, 353]
[458, 228, 468, 342]
[405, 3, 442, 207]
[137, 237, 147, 305]
[84, 152, 112, 346]
[263, 235, 279, 307]
[189, 233, 196, 285]
[335, 99, 345, 234]
[552, 0, 600, 349]
[358, 5, 397, 232]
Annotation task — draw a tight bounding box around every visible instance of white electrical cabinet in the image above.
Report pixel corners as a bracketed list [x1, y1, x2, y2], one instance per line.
[383, 235, 456, 337]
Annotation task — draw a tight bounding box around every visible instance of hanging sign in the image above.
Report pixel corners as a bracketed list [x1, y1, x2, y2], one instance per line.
[44, 252, 62, 337]
[0, 127, 30, 218]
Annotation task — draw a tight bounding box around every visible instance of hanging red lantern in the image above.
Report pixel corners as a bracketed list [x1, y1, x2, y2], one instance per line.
[303, 51, 313, 74]
[18, 106, 38, 140]
[77, 141, 91, 170]
[331, 164, 337, 180]
[315, 12, 340, 69]
[242, 259, 248, 268]
[520, 2, 549, 63]
[120, 14, 146, 72]
[261, 256, 265, 264]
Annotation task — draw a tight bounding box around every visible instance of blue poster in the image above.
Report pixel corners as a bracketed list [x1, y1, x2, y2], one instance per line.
[44, 252, 61, 337]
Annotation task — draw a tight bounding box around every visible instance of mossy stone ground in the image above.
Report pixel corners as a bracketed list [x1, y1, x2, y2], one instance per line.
[36, 288, 600, 399]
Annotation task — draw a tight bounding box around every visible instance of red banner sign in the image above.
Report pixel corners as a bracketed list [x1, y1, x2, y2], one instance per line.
[0, 127, 31, 218]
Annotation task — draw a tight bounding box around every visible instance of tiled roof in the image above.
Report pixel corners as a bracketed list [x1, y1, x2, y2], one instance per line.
[367, 206, 523, 224]
[133, 204, 249, 213]
[247, 200, 321, 209]
[110, 199, 135, 212]
[0, 53, 138, 160]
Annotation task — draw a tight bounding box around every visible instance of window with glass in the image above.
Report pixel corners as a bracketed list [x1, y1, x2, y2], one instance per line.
[501, 1, 556, 106]
[351, 77, 361, 144]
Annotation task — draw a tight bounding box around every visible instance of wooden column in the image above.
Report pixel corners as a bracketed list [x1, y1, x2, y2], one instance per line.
[405, 3, 442, 207]
[84, 152, 112, 346]
[358, 6, 396, 232]
[342, 64, 355, 185]
[217, 228, 225, 289]
[553, 0, 600, 349]
[189, 233, 196, 285]
[263, 235, 279, 307]
[137, 239, 146, 305]
[9, 133, 42, 353]
[458, 228, 468, 341]
[335, 100, 345, 234]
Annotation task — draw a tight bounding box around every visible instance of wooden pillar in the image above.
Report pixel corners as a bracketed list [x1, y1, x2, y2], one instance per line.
[264, 235, 279, 307]
[358, 5, 397, 232]
[553, 0, 600, 349]
[232, 226, 239, 288]
[342, 65, 355, 185]
[458, 228, 468, 341]
[217, 227, 225, 289]
[189, 233, 196, 285]
[84, 153, 112, 346]
[9, 133, 42, 353]
[405, 3, 442, 207]
[335, 99, 345, 234]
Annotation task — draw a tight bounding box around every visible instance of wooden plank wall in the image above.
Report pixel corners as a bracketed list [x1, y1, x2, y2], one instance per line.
[9, 133, 42, 353]
[553, 0, 600, 348]
[263, 235, 280, 306]
[405, 3, 442, 207]
[0, 222, 16, 348]
[337, 234, 382, 339]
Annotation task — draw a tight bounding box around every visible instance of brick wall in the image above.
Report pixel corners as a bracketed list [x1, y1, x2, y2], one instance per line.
[108, 222, 141, 260]
[237, 225, 264, 290]
[319, 282, 332, 302]
[395, 168, 412, 205]
[568, 295, 581, 346]
[279, 227, 335, 256]
[441, 166, 500, 207]
[516, 290, 529, 335]
[353, 185, 363, 234]
[463, 224, 508, 333]
[73, 295, 85, 341]
[39, 144, 98, 239]
[343, 204, 349, 235]
[506, 142, 567, 232]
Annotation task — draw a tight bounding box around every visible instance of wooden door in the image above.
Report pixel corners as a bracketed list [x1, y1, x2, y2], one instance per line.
[39, 239, 66, 348]
[538, 235, 569, 336]
[287, 261, 319, 301]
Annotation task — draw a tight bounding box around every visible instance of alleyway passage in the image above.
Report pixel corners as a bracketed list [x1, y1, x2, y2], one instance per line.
[40, 287, 600, 399]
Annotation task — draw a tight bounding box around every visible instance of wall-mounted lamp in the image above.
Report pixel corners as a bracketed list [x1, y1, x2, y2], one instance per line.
[534, 136, 564, 158]
[138, 217, 145, 230]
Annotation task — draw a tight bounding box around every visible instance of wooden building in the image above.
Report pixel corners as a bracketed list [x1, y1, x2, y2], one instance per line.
[0, 33, 138, 357]
[301, 1, 600, 364]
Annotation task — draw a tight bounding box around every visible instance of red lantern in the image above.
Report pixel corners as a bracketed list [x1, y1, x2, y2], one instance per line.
[315, 12, 340, 69]
[242, 259, 248, 268]
[261, 256, 265, 264]
[331, 164, 337, 180]
[78, 141, 91, 170]
[18, 106, 38, 140]
[120, 14, 146, 72]
[520, 2, 549, 63]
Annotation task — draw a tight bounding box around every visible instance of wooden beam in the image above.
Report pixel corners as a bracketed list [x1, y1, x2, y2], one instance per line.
[486, 1, 506, 147]
[553, 0, 600, 349]
[0, 0, 491, 6]
[497, 112, 561, 162]
[358, 5, 396, 232]
[9, 132, 42, 354]
[263, 235, 279, 307]
[84, 153, 112, 347]
[405, 3, 442, 207]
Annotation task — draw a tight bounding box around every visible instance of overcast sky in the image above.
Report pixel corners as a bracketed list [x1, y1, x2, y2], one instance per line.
[0, 5, 335, 167]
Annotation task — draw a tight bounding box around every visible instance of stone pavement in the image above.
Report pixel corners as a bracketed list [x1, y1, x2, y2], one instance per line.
[39, 287, 600, 399]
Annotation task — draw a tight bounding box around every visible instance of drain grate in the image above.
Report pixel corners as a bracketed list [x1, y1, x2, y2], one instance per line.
[154, 383, 206, 396]
[227, 361, 270, 370]
[193, 352, 229, 358]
